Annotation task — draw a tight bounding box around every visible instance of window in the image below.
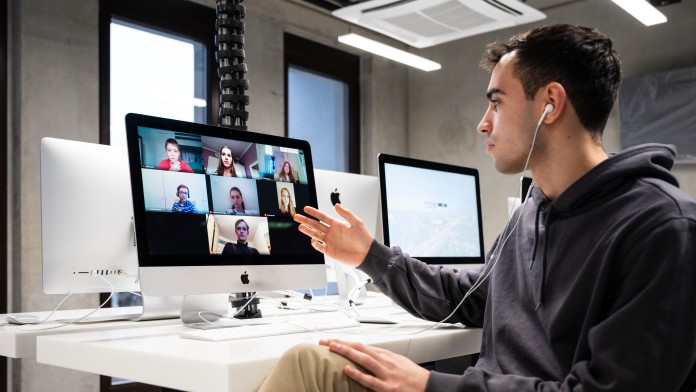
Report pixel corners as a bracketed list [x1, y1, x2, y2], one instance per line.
[99, 1, 215, 390]
[99, 0, 217, 146]
[285, 34, 360, 173]
[109, 19, 208, 148]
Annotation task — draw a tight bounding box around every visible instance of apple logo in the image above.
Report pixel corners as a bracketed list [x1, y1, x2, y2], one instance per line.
[330, 188, 341, 205]
[240, 271, 250, 284]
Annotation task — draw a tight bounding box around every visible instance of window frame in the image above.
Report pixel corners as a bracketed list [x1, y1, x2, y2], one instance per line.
[284, 33, 361, 174]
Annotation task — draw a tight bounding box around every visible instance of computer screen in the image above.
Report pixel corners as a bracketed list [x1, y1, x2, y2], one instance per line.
[125, 114, 326, 298]
[378, 153, 485, 265]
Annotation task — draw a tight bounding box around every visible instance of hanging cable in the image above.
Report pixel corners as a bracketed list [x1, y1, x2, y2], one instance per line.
[216, 0, 249, 130]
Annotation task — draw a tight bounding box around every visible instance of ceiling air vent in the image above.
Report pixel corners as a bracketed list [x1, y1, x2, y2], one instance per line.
[333, 0, 546, 48]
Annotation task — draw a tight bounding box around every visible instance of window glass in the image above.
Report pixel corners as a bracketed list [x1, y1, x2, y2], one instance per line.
[110, 20, 207, 148]
[288, 66, 349, 172]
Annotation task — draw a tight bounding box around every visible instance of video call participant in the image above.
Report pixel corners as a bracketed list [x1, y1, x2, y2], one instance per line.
[229, 187, 247, 215]
[214, 146, 237, 177]
[276, 161, 296, 183]
[157, 138, 193, 173]
[171, 184, 197, 213]
[221, 219, 260, 255]
[278, 187, 296, 217]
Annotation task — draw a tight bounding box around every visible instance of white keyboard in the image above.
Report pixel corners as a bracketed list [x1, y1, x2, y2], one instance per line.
[180, 317, 361, 342]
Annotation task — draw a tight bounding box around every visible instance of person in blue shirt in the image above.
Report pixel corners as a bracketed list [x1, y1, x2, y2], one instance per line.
[171, 184, 197, 213]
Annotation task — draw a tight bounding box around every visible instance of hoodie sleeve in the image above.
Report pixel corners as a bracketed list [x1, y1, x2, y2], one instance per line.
[357, 240, 488, 327]
[427, 217, 696, 392]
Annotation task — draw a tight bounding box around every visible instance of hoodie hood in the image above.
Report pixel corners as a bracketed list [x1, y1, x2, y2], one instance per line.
[544, 143, 678, 213]
[526, 143, 678, 309]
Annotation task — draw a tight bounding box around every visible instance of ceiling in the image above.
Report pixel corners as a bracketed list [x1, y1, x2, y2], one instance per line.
[294, 0, 591, 48]
[296, 0, 586, 13]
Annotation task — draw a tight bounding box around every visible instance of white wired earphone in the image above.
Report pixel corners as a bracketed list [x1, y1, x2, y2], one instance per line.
[325, 104, 555, 337]
[408, 103, 554, 333]
[267, 104, 557, 335]
[192, 104, 555, 335]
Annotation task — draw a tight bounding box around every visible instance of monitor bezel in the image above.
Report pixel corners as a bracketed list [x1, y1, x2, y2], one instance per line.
[378, 153, 485, 265]
[125, 113, 324, 268]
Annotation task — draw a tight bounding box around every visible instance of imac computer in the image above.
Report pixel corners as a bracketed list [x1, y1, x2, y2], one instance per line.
[125, 113, 326, 327]
[40, 137, 182, 321]
[378, 153, 485, 270]
[314, 169, 380, 303]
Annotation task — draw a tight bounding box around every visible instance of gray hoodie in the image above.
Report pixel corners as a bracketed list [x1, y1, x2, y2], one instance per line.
[359, 144, 696, 391]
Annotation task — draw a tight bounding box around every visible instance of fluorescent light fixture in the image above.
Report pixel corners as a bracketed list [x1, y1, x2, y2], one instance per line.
[611, 0, 667, 26]
[338, 33, 441, 72]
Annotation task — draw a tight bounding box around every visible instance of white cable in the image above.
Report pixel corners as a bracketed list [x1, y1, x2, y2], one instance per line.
[19, 276, 116, 331]
[347, 278, 370, 303]
[392, 109, 548, 335]
[196, 292, 260, 324]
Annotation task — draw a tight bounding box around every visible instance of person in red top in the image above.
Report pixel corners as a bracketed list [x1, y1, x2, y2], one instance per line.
[157, 138, 193, 173]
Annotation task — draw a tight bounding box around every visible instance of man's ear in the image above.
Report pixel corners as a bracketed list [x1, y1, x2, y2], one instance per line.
[542, 82, 567, 124]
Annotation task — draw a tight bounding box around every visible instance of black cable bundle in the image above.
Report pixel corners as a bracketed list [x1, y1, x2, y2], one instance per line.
[216, 0, 249, 130]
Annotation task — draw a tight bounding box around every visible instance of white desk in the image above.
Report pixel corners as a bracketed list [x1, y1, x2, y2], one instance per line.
[36, 298, 482, 392]
[0, 307, 179, 358]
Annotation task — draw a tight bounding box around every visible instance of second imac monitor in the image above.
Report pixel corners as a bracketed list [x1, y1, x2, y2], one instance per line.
[314, 169, 380, 300]
[40, 138, 140, 295]
[378, 154, 485, 268]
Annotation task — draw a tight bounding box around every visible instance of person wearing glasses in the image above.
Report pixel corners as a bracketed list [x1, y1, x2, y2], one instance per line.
[171, 184, 197, 213]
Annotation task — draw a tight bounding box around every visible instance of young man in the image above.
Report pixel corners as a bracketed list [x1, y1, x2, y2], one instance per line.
[221, 219, 260, 255]
[260, 24, 696, 391]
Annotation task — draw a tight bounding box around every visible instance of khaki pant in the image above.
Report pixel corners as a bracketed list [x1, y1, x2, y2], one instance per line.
[258, 343, 370, 392]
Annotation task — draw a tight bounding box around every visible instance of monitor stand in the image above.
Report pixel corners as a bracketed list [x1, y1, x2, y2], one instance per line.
[135, 295, 185, 321]
[180, 293, 228, 328]
[336, 263, 367, 305]
[179, 293, 267, 329]
[229, 292, 262, 318]
[56, 295, 185, 323]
